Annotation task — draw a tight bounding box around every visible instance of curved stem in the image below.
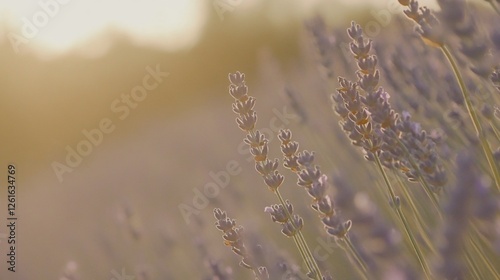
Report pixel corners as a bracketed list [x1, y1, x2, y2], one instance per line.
[393, 135, 441, 215]
[249, 130, 321, 279]
[469, 225, 500, 279]
[276, 190, 323, 280]
[487, 0, 500, 16]
[374, 154, 432, 280]
[393, 171, 437, 254]
[440, 45, 500, 191]
[343, 237, 369, 280]
[463, 239, 483, 280]
[489, 120, 500, 142]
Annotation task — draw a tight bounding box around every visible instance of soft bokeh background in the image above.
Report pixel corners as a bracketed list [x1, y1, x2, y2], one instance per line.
[0, 0, 495, 279]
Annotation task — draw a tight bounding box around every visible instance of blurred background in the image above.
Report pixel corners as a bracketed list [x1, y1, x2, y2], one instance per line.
[0, 0, 493, 279]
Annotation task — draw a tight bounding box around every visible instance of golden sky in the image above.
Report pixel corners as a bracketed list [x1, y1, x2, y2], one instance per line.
[0, 0, 441, 57]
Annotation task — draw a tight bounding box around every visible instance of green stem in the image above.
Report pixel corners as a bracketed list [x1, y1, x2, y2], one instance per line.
[374, 154, 432, 280]
[469, 226, 500, 279]
[440, 45, 500, 191]
[393, 171, 437, 254]
[290, 234, 315, 278]
[285, 126, 369, 279]
[248, 130, 321, 279]
[463, 239, 483, 280]
[393, 135, 441, 215]
[276, 190, 323, 280]
[275, 191, 313, 277]
[343, 237, 369, 280]
[489, 120, 500, 143]
[487, 0, 500, 16]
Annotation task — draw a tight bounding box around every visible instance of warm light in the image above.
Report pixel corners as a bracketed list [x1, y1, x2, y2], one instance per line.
[1, 0, 208, 56]
[0, 0, 441, 57]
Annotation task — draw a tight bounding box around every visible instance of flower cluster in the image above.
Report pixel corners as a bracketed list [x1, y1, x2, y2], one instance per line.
[396, 112, 448, 189]
[333, 22, 447, 191]
[228, 72, 307, 240]
[229, 72, 285, 192]
[399, 0, 443, 47]
[213, 208, 269, 280]
[228, 72, 323, 279]
[264, 201, 304, 237]
[278, 129, 352, 239]
[436, 0, 495, 77]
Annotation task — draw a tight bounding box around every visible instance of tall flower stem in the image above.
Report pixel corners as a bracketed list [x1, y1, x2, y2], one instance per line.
[486, 0, 500, 16]
[463, 239, 483, 280]
[374, 153, 431, 280]
[342, 237, 369, 279]
[248, 129, 322, 280]
[440, 45, 500, 190]
[275, 190, 323, 280]
[469, 225, 500, 279]
[275, 192, 315, 278]
[393, 171, 437, 253]
[393, 136, 441, 215]
[228, 72, 324, 280]
[488, 120, 500, 142]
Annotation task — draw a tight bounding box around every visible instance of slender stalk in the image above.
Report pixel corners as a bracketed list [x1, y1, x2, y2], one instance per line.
[276, 190, 323, 280]
[440, 45, 500, 190]
[393, 135, 441, 214]
[290, 232, 315, 278]
[463, 239, 484, 280]
[486, 0, 500, 15]
[489, 120, 500, 142]
[374, 154, 432, 280]
[343, 237, 369, 279]
[243, 127, 321, 279]
[469, 227, 500, 279]
[393, 171, 437, 254]
[281, 127, 370, 280]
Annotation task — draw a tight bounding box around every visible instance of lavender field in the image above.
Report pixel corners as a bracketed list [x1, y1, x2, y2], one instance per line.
[1, 0, 500, 279]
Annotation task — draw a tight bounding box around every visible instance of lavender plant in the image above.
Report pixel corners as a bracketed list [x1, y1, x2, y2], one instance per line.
[226, 71, 327, 280]
[211, 3, 500, 280]
[277, 129, 368, 278]
[398, 0, 500, 190]
[213, 208, 269, 280]
[331, 21, 449, 279]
